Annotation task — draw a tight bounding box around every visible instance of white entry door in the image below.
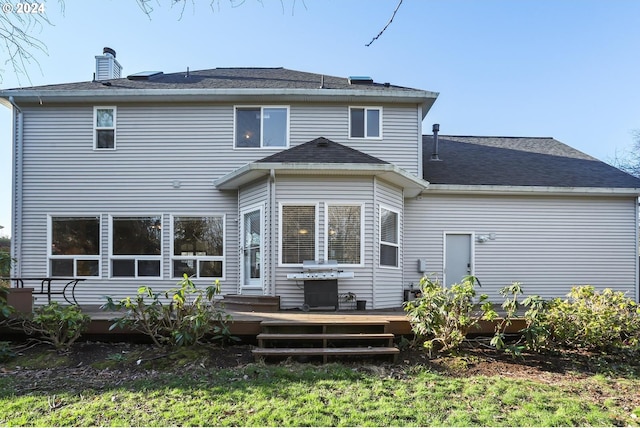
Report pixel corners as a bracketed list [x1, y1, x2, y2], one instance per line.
[241, 207, 262, 291]
[444, 233, 472, 286]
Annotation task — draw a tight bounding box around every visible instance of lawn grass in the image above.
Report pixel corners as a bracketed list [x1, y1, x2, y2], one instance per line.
[1, 360, 639, 426]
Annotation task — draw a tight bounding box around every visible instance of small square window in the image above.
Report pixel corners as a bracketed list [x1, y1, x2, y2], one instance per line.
[350, 107, 382, 139]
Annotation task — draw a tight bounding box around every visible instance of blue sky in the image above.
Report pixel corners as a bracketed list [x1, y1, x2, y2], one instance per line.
[1, 0, 639, 236]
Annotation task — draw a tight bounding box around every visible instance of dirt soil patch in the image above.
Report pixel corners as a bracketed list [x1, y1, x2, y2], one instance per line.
[2, 338, 640, 423]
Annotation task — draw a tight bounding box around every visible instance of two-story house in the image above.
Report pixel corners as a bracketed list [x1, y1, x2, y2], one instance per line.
[1, 48, 639, 308]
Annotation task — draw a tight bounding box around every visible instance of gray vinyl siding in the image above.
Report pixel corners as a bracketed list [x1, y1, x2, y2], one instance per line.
[273, 176, 376, 309]
[290, 104, 420, 175]
[16, 101, 421, 305]
[404, 194, 639, 301]
[374, 178, 405, 308]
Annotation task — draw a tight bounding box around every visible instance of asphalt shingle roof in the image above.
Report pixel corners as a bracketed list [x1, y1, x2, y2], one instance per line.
[7, 67, 421, 93]
[423, 135, 640, 188]
[257, 137, 389, 164]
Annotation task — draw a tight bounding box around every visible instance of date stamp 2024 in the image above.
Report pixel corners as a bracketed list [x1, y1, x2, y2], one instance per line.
[2, 2, 45, 14]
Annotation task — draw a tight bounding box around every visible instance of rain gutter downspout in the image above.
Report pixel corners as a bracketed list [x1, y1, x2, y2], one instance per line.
[270, 169, 277, 296]
[8, 96, 23, 276]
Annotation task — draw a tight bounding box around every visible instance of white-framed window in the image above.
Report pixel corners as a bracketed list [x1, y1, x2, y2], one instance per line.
[280, 204, 317, 265]
[349, 106, 382, 139]
[326, 204, 363, 266]
[94, 106, 116, 150]
[171, 216, 225, 279]
[49, 216, 101, 277]
[235, 106, 289, 148]
[380, 207, 399, 268]
[110, 216, 162, 278]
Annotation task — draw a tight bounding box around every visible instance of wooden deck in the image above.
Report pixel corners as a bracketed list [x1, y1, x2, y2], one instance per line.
[85, 306, 415, 336]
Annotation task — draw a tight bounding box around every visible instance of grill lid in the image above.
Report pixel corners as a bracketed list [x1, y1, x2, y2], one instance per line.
[302, 260, 338, 271]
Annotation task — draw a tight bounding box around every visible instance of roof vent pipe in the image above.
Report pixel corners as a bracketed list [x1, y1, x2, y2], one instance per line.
[430, 123, 442, 161]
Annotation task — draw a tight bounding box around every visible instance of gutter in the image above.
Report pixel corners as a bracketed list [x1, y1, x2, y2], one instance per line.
[0, 87, 439, 119]
[7, 96, 22, 276]
[424, 184, 640, 197]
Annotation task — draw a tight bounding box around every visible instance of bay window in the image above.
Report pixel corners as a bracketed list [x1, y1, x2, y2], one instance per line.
[281, 205, 316, 265]
[380, 207, 399, 268]
[327, 205, 362, 265]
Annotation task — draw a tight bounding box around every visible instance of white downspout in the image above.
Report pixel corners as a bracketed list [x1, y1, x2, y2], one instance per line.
[8, 97, 23, 277]
[270, 169, 277, 297]
[635, 198, 640, 303]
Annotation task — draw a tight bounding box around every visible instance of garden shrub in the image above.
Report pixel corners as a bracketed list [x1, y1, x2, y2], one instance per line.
[404, 275, 498, 354]
[102, 274, 234, 347]
[22, 302, 90, 350]
[531, 285, 640, 353]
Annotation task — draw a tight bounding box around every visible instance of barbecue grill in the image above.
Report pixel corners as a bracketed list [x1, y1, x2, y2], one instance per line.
[286, 260, 355, 311]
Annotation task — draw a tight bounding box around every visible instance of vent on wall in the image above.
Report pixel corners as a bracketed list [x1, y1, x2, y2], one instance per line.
[348, 76, 374, 85]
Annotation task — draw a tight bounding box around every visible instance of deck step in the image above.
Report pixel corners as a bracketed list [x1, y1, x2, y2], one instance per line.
[252, 346, 400, 362]
[259, 320, 389, 326]
[257, 333, 394, 340]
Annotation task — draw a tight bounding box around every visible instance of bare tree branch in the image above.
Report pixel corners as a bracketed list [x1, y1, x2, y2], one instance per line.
[610, 129, 640, 178]
[366, 0, 403, 47]
[0, 1, 66, 85]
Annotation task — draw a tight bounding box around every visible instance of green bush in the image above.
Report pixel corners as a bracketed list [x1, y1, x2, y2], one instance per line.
[0, 341, 16, 362]
[531, 286, 640, 353]
[22, 302, 90, 350]
[102, 275, 234, 347]
[0, 287, 14, 319]
[404, 275, 498, 355]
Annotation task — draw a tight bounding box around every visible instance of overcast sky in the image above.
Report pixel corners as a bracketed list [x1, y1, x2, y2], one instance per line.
[1, 0, 639, 236]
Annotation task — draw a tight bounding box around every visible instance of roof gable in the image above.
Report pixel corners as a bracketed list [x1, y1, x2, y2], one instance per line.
[257, 137, 389, 165]
[422, 135, 640, 189]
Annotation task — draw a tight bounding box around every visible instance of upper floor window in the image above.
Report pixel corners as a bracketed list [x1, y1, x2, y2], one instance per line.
[350, 107, 382, 139]
[94, 106, 116, 149]
[172, 216, 225, 279]
[111, 216, 162, 278]
[327, 205, 362, 265]
[380, 207, 399, 268]
[49, 216, 101, 277]
[235, 106, 289, 148]
[281, 205, 316, 265]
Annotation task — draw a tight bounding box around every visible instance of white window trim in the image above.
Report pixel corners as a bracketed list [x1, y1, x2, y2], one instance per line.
[233, 105, 290, 149]
[278, 202, 319, 267]
[379, 205, 400, 269]
[324, 202, 365, 267]
[348, 106, 383, 140]
[108, 215, 163, 280]
[47, 214, 102, 278]
[93, 106, 117, 150]
[240, 204, 264, 289]
[170, 214, 226, 280]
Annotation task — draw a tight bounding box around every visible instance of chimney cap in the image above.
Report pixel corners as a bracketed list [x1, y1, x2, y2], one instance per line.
[432, 123, 440, 133]
[103, 47, 116, 58]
